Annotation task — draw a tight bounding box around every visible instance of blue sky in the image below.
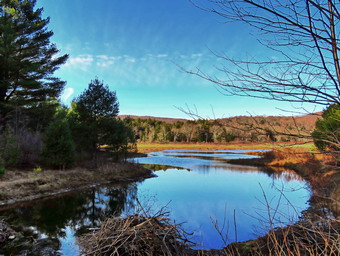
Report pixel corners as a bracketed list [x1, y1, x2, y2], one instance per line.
[37, 0, 321, 119]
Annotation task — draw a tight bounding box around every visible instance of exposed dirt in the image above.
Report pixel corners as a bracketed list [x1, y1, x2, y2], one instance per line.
[0, 162, 153, 206]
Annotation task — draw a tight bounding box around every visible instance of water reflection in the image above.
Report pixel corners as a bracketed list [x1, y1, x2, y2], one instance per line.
[0, 149, 310, 255]
[0, 183, 137, 255]
[132, 150, 310, 249]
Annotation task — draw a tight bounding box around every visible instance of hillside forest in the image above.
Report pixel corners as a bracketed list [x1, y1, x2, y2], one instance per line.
[121, 113, 320, 144]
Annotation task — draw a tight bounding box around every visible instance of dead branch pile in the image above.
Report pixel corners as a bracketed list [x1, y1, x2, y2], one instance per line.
[79, 213, 193, 256]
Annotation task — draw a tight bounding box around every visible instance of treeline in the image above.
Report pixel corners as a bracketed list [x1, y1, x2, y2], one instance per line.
[123, 115, 316, 143]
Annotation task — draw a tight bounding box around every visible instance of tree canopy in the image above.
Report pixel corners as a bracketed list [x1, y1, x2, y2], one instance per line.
[312, 104, 340, 157]
[0, 0, 68, 124]
[75, 78, 119, 121]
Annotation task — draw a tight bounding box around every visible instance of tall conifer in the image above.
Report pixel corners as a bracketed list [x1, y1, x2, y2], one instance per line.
[0, 0, 68, 124]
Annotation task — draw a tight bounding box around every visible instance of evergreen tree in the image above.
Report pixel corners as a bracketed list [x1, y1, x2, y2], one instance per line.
[312, 104, 340, 160]
[72, 78, 120, 164]
[43, 118, 75, 169]
[100, 118, 136, 160]
[0, 0, 68, 124]
[75, 78, 119, 121]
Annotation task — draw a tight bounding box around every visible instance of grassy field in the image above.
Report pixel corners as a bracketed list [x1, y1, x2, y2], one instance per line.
[137, 142, 316, 153]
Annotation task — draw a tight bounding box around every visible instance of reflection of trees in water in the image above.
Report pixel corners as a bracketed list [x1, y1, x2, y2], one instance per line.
[142, 163, 188, 171]
[1, 183, 138, 238]
[193, 164, 304, 183]
[268, 169, 305, 183]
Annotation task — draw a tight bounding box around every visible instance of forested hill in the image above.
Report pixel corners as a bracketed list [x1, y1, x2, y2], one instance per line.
[119, 115, 188, 123]
[119, 112, 322, 143]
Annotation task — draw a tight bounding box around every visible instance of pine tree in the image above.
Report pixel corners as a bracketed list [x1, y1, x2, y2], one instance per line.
[72, 78, 120, 165]
[0, 0, 68, 124]
[73, 78, 119, 153]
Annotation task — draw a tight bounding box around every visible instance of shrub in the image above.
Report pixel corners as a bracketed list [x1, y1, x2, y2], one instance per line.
[312, 104, 340, 161]
[33, 167, 42, 173]
[43, 118, 76, 169]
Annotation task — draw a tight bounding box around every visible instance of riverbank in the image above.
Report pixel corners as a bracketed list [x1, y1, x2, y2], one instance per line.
[137, 142, 314, 153]
[227, 148, 339, 215]
[221, 148, 340, 256]
[78, 145, 339, 256]
[1, 145, 338, 255]
[0, 162, 153, 207]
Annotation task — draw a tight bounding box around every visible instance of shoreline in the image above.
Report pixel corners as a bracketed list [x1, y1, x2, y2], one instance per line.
[1, 145, 338, 255]
[0, 162, 153, 207]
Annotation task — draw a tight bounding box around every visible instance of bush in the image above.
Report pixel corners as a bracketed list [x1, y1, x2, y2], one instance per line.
[33, 167, 42, 173]
[99, 118, 137, 161]
[312, 104, 340, 160]
[43, 118, 76, 169]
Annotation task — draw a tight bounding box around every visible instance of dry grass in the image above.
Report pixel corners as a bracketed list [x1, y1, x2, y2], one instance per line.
[264, 148, 329, 167]
[137, 142, 315, 154]
[79, 209, 193, 256]
[78, 212, 340, 256]
[223, 217, 340, 256]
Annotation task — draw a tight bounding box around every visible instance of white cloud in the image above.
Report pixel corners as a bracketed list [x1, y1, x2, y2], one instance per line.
[97, 55, 110, 60]
[97, 60, 114, 67]
[61, 87, 74, 103]
[64, 55, 94, 67]
[191, 53, 203, 58]
[156, 54, 168, 58]
[125, 57, 136, 63]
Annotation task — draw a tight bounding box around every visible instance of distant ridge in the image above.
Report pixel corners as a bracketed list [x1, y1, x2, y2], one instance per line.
[119, 112, 322, 126]
[119, 112, 323, 143]
[119, 115, 188, 123]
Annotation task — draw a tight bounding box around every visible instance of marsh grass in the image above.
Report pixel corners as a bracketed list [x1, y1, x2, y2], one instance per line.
[222, 216, 340, 256]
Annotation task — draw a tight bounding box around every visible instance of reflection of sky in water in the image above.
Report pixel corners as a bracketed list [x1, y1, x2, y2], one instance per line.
[133, 149, 310, 249]
[137, 168, 309, 249]
[0, 149, 310, 254]
[60, 227, 79, 255]
[161, 149, 268, 153]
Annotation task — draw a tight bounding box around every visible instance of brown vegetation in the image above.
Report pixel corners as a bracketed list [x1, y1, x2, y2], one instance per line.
[227, 148, 339, 214]
[78, 146, 339, 256]
[79, 210, 193, 256]
[224, 217, 340, 256]
[0, 162, 152, 206]
[137, 142, 300, 154]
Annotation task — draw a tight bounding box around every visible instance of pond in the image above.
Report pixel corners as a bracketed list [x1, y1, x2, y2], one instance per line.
[0, 149, 310, 255]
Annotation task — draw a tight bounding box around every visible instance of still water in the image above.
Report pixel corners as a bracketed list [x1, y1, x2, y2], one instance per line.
[0, 149, 310, 254]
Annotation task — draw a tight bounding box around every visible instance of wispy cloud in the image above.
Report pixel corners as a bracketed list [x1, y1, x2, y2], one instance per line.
[64, 52, 201, 69]
[60, 52, 212, 89]
[64, 55, 94, 69]
[191, 53, 203, 58]
[125, 57, 136, 63]
[61, 87, 74, 102]
[156, 54, 168, 58]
